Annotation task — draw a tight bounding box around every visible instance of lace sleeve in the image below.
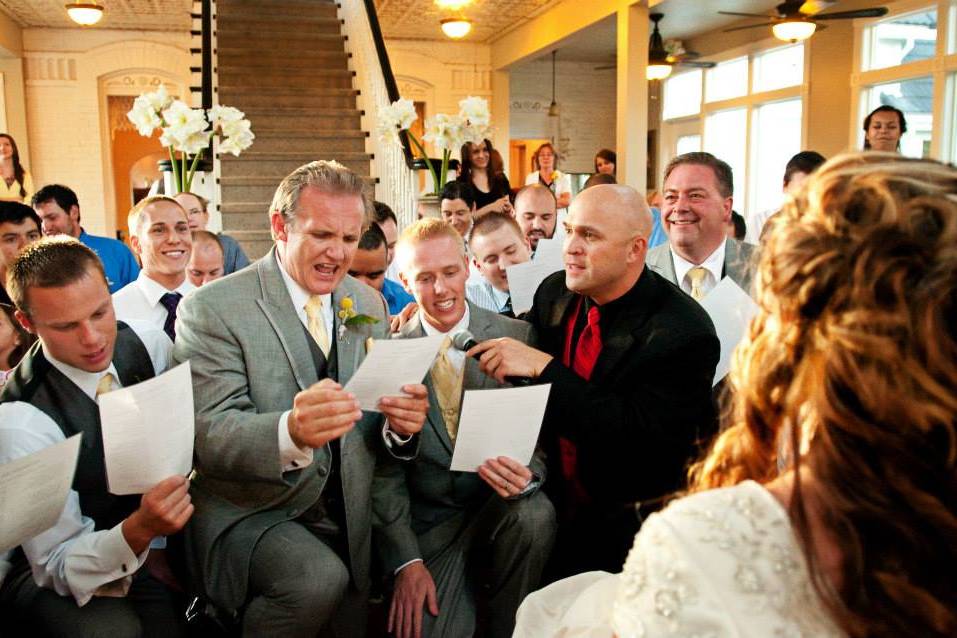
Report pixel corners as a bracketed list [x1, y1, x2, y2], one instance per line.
[610, 484, 844, 638]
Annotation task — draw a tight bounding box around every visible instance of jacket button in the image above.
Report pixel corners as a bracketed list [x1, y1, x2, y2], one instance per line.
[286, 508, 299, 518]
[317, 466, 328, 477]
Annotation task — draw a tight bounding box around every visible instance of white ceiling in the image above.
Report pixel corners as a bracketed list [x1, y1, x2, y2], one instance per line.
[0, 0, 191, 31]
[374, 0, 562, 42]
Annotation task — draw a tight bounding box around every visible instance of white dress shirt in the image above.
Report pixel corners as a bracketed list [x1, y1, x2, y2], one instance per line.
[671, 241, 726, 300]
[0, 322, 172, 605]
[420, 305, 471, 374]
[111, 271, 195, 333]
[466, 279, 510, 314]
[275, 251, 334, 472]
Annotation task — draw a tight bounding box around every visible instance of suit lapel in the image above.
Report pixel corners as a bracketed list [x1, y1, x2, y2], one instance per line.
[463, 303, 497, 391]
[648, 245, 678, 285]
[255, 248, 317, 392]
[400, 315, 455, 456]
[590, 269, 659, 383]
[331, 282, 361, 384]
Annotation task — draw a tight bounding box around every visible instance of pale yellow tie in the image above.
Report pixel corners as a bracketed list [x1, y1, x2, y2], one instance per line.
[304, 295, 330, 357]
[430, 336, 463, 442]
[95, 372, 115, 398]
[687, 266, 709, 301]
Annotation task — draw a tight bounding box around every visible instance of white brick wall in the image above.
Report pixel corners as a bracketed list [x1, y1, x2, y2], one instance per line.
[23, 28, 189, 236]
[509, 59, 616, 174]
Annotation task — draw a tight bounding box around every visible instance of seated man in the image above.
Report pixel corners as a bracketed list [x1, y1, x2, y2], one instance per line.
[349, 223, 414, 315]
[33, 184, 140, 293]
[0, 202, 41, 305]
[465, 212, 531, 317]
[513, 184, 557, 256]
[187, 230, 225, 287]
[173, 160, 429, 637]
[470, 184, 719, 578]
[173, 191, 250, 275]
[0, 238, 191, 637]
[379, 218, 555, 638]
[112, 197, 194, 341]
[646, 152, 757, 300]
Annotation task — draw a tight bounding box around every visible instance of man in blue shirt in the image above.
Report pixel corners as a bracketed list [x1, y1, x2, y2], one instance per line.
[32, 184, 139, 293]
[348, 222, 414, 315]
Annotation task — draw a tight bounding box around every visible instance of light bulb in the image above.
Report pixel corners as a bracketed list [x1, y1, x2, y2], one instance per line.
[440, 18, 472, 39]
[646, 64, 673, 81]
[772, 20, 817, 42]
[65, 2, 104, 26]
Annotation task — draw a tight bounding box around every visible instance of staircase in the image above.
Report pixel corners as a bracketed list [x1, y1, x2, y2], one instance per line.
[215, 0, 373, 258]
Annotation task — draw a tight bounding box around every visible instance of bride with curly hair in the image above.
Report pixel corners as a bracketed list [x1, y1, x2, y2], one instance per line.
[515, 152, 957, 637]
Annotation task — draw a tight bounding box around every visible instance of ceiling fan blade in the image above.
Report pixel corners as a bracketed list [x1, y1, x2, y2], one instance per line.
[815, 7, 889, 20]
[718, 10, 775, 18]
[677, 50, 702, 60]
[678, 60, 717, 69]
[723, 21, 777, 33]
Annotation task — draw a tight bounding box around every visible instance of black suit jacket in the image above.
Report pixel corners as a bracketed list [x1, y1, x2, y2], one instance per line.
[528, 267, 719, 516]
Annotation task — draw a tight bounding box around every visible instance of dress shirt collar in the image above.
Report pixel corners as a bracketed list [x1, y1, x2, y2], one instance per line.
[671, 240, 725, 294]
[420, 304, 471, 338]
[134, 271, 195, 308]
[43, 346, 119, 402]
[485, 281, 510, 312]
[275, 249, 332, 326]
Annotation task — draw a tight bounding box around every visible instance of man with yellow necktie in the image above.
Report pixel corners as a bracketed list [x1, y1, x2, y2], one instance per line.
[646, 152, 757, 299]
[173, 160, 430, 637]
[379, 218, 555, 638]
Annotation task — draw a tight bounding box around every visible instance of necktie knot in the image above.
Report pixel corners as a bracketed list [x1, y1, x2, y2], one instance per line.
[159, 292, 182, 341]
[687, 266, 709, 301]
[586, 304, 600, 327]
[95, 372, 115, 398]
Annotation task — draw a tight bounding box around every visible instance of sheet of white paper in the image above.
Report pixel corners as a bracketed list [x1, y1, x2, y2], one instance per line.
[345, 334, 445, 411]
[507, 241, 564, 315]
[699, 277, 759, 386]
[0, 434, 81, 553]
[99, 361, 194, 495]
[449, 384, 551, 472]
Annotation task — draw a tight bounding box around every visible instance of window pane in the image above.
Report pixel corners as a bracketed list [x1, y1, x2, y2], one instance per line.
[662, 70, 703, 120]
[865, 8, 937, 70]
[676, 134, 702, 155]
[750, 99, 802, 216]
[752, 44, 803, 92]
[706, 56, 748, 102]
[863, 76, 934, 158]
[704, 108, 747, 206]
[948, 74, 957, 163]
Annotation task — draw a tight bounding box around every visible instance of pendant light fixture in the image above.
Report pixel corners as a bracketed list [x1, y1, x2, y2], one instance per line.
[548, 50, 559, 117]
[440, 18, 472, 39]
[65, 1, 105, 26]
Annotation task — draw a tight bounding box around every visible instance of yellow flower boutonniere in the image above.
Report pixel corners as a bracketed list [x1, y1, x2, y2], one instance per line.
[337, 296, 379, 340]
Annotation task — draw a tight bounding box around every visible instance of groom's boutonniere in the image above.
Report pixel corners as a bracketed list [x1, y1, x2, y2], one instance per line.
[337, 296, 379, 340]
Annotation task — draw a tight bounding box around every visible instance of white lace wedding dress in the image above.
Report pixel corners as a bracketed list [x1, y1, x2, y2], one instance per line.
[514, 481, 844, 637]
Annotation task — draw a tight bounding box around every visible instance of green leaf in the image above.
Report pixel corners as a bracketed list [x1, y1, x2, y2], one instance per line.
[344, 314, 379, 326]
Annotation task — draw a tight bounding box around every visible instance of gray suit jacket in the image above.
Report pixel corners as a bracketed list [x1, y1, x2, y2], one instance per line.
[646, 237, 758, 295]
[374, 302, 545, 573]
[173, 246, 402, 612]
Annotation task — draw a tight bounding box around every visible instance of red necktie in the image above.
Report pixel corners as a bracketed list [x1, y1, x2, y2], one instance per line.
[572, 305, 602, 381]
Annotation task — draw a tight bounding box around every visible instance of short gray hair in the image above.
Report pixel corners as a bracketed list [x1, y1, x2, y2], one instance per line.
[269, 160, 373, 237]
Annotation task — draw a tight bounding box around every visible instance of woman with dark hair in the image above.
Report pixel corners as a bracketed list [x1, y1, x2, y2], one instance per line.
[524, 142, 571, 210]
[458, 138, 511, 217]
[594, 148, 616, 176]
[0, 303, 33, 385]
[863, 105, 907, 152]
[0, 134, 33, 204]
[516, 153, 957, 637]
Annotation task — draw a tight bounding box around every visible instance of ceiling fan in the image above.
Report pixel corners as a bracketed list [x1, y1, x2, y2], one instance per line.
[720, 1, 888, 42]
[594, 13, 716, 80]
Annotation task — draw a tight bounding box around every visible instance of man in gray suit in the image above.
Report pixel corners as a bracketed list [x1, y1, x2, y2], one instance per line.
[646, 152, 757, 299]
[377, 218, 555, 638]
[173, 161, 429, 637]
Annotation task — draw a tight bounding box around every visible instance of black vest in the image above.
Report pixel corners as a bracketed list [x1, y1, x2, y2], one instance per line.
[0, 322, 157, 531]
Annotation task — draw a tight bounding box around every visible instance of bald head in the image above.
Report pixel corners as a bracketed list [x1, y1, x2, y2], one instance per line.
[563, 184, 651, 305]
[187, 230, 225, 287]
[514, 184, 558, 250]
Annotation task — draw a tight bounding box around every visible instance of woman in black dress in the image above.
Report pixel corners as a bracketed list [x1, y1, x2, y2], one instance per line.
[459, 138, 511, 218]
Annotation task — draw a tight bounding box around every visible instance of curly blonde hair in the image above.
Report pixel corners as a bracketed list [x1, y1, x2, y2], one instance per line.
[689, 152, 957, 637]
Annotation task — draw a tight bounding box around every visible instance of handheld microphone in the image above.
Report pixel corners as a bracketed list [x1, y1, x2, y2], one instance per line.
[451, 330, 532, 386]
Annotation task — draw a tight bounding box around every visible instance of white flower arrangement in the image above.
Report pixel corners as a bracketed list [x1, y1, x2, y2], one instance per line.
[126, 87, 255, 193]
[377, 95, 491, 194]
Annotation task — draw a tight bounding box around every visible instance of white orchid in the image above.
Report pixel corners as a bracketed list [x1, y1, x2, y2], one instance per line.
[423, 113, 465, 151]
[144, 85, 172, 111]
[392, 98, 418, 130]
[127, 97, 162, 137]
[161, 100, 208, 146]
[209, 105, 245, 128]
[458, 96, 490, 127]
[219, 128, 255, 156]
[176, 131, 211, 156]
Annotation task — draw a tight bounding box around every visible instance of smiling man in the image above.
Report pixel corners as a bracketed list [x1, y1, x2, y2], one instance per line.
[468, 184, 718, 579]
[111, 196, 194, 341]
[0, 238, 190, 637]
[172, 160, 429, 637]
[466, 211, 531, 316]
[646, 152, 757, 300]
[381, 218, 554, 638]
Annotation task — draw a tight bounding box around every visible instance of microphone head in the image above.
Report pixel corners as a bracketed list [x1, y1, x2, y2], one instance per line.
[451, 330, 479, 352]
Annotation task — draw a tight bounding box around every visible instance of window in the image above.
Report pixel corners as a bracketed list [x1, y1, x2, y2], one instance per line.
[704, 108, 747, 202]
[662, 70, 703, 120]
[676, 134, 702, 155]
[949, 74, 957, 163]
[705, 56, 748, 103]
[750, 99, 803, 214]
[752, 44, 804, 92]
[864, 8, 938, 70]
[863, 76, 934, 157]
